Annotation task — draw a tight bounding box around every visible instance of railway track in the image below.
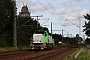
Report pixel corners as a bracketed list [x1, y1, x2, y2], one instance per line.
[0, 45, 78, 60]
[25, 47, 72, 60]
[0, 50, 32, 60]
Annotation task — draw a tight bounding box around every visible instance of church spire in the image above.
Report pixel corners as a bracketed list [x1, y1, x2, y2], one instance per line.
[19, 4, 30, 17]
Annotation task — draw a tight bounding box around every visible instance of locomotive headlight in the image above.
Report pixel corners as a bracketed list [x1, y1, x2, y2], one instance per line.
[30, 44, 33, 47]
[30, 44, 34, 49]
[41, 44, 46, 50]
[32, 47, 34, 50]
[41, 43, 46, 47]
[41, 47, 44, 50]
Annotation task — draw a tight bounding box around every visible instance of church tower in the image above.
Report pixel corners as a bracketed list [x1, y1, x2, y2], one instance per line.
[19, 5, 30, 17]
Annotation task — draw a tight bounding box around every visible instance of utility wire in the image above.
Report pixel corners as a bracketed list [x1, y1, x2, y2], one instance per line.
[44, 0, 78, 33]
[66, 19, 79, 27]
[37, 0, 59, 21]
[37, 0, 79, 35]
[45, 0, 79, 27]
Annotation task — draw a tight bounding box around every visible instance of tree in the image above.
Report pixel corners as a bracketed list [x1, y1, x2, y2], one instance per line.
[16, 16, 41, 47]
[83, 14, 90, 37]
[52, 34, 62, 44]
[0, 0, 16, 47]
[85, 38, 90, 44]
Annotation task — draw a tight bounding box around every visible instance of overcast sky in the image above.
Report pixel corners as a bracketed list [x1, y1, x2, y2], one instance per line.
[16, 0, 90, 37]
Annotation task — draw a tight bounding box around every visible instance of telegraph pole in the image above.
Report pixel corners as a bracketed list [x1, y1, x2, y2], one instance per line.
[31, 15, 43, 28]
[77, 18, 81, 42]
[51, 22, 52, 36]
[13, 0, 17, 48]
[78, 18, 81, 37]
[62, 29, 63, 42]
[61, 29, 65, 43]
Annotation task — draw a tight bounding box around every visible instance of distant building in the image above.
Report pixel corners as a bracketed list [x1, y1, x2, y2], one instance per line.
[19, 5, 30, 17]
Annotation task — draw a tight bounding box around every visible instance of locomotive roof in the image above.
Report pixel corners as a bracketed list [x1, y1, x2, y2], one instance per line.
[34, 30, 52, 36]
[34, 30, 47, 34]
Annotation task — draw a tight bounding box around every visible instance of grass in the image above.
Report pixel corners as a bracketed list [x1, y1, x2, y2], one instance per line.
[63, 47, 90, 60]
[0, 46, 29, 52]
[0, 47, 18, 52]
[77, 48, 90, 60]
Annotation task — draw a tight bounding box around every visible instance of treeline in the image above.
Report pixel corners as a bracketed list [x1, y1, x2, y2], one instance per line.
[0, 0, 15, 47]
[16, 17, 42, 47]
[85, 38, 90, 44]
[52, 34, 62, 44]
[0, 0, 89, 48]
[52, 34, 83, 45]
[0, 0, 42, 47]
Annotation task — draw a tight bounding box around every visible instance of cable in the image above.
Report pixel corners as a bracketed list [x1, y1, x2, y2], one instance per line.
[45, 0, 79, 27]
[37, 0, 79, 35]
[37, 0, 59, 21]
[44, 0, 78, 34]
[66, 19, 79, 27]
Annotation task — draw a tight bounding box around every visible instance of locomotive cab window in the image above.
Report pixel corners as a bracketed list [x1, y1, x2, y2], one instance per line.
[44, 32, 47, 36]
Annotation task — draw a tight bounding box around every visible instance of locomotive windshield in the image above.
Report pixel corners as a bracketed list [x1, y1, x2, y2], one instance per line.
[34, 30, 45, 34]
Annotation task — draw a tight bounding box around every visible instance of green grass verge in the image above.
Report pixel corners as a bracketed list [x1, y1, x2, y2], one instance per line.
[0, 47, 18, 52]
[63, 47, 90, 60]
[0, 46, 29, 52]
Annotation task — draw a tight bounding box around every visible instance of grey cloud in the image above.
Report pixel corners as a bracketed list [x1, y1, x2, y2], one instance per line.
[16, 0, 37, 6]
[16, 0, 53, 13]
[53, 7, 83, 15]
[31, 6, 46, 12]
[71, 0, 90, 3]
[53, 8, 75, 15]
[16, 0, 38, 10]
[60, 2, 71, 7]
[72, 0, 83, 3]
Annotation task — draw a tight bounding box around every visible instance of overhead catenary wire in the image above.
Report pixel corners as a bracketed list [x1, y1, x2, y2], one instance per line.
[44, 0, 78, 34]
[37, 0, 79, 36]
[66, 19, 79, 27]
[37, 0, 59, 21]
[45, 0, 79, 27]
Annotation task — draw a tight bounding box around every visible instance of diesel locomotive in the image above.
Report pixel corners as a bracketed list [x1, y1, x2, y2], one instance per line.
[30, 30, 54, 50]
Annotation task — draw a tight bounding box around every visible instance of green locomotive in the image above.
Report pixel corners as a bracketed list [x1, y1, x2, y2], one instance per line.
[30, 30, 54, 50]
